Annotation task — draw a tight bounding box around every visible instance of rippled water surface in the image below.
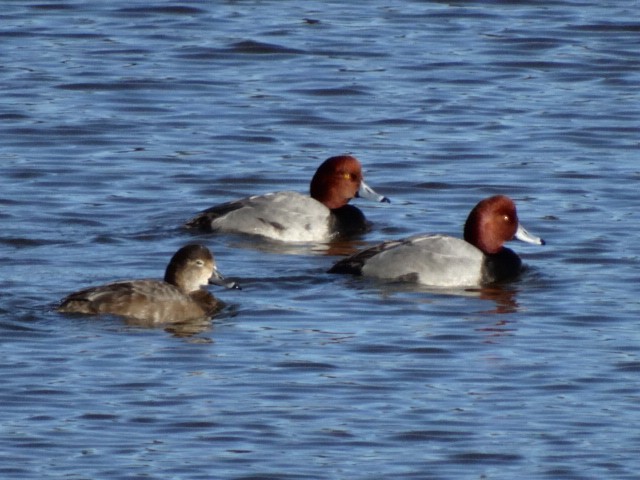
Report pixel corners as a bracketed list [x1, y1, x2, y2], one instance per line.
[2, 1, 639, 479]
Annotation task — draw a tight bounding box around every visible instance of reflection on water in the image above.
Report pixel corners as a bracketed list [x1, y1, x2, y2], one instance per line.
[162, 318, 214, 340]
[188, 230, 373, 257]
[346, 272, 522, 310]
[469, 286, 520, 315]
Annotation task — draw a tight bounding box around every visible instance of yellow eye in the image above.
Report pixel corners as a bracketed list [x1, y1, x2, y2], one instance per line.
[342, 172, 351, 180]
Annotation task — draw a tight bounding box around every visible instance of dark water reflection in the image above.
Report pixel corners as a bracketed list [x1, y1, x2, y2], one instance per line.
[1, 1, 640, 479]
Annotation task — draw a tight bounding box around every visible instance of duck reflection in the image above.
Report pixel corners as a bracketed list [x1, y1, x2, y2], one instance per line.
[204, 234, 369, 257]
[464, 285, 520, 314]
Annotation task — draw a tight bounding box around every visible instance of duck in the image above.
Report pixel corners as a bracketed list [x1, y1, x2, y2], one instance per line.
[57, 244, 239, 324]
[328, 195, 545, 287]
[185, 155, 389, 242]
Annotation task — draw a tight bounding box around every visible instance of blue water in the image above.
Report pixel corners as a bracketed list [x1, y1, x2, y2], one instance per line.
[2, 1, 640, 479]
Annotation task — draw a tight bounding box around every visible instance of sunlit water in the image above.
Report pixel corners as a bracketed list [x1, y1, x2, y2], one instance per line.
[1, 1, 639, 479]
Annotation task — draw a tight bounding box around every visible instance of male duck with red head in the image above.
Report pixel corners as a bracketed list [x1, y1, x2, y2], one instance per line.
[186, 155, 389, 242]
[329, 195, 545, 287]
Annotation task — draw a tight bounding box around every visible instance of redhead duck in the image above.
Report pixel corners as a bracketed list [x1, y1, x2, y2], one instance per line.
[58, 244, 239, 324]
[185, 155, 389, 242]
[328, 195, 545, 287]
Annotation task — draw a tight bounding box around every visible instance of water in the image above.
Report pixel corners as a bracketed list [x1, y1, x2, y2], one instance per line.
[1, 1, 639, 478]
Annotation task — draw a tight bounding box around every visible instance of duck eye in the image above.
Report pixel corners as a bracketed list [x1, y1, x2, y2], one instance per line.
[195, 259, 205, 267]
[503, 215, 510, 222]
[342, 172, 351, 180]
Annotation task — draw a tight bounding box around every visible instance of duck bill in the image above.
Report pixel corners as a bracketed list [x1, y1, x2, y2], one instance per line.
[208, 267, 241, 290]
[515, 223, 545, 246]
[356, 180, 390, 203]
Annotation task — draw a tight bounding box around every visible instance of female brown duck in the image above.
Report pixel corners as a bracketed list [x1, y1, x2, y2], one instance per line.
[58, 244, 239, 324]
